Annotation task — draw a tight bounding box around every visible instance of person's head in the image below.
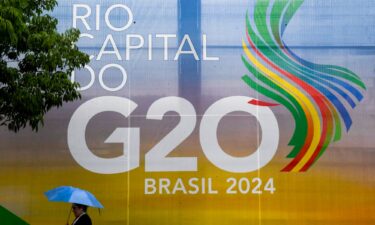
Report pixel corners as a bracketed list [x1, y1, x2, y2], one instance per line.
[72, 203, 88, 217]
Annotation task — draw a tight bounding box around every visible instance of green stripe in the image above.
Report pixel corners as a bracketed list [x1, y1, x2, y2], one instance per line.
[242, 55, 307, 156]
[250, 2, 342, 145]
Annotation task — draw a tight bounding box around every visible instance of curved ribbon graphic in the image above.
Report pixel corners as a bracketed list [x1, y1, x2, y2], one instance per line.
[242, 0, 366, 172]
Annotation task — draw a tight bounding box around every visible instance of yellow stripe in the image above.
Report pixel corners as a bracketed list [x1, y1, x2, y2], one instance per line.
[242, 40, 320, 171]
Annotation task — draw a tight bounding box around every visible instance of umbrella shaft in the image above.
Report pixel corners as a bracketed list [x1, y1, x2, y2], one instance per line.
[66, 207, 72, 225]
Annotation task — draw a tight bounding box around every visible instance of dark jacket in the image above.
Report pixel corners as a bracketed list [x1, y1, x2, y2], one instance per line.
[73, 213, 92, 225]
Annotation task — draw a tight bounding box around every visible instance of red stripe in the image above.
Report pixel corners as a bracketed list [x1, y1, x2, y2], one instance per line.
[245, 28, 332, 171]
[300, 113, 333, 171]
[248, 99, 279, 106]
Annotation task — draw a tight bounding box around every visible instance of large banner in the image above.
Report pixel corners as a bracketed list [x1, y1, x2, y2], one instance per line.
[1, 0, 375, 224]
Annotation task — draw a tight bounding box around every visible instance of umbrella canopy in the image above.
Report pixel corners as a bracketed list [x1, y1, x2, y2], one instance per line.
[45, 186, 103, 208]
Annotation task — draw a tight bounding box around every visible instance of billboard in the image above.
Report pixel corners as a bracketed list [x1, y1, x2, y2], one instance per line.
[1, 0, 375, 224]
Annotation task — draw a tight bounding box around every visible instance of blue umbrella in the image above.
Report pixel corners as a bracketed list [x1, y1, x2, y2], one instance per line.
[45, 186, 103, 208]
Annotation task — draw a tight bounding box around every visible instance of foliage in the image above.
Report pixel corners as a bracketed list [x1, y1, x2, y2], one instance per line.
[0, 0, 89, 131]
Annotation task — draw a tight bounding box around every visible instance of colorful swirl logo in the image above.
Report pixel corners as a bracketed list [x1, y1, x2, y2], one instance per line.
[242, 0, 366, 172]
